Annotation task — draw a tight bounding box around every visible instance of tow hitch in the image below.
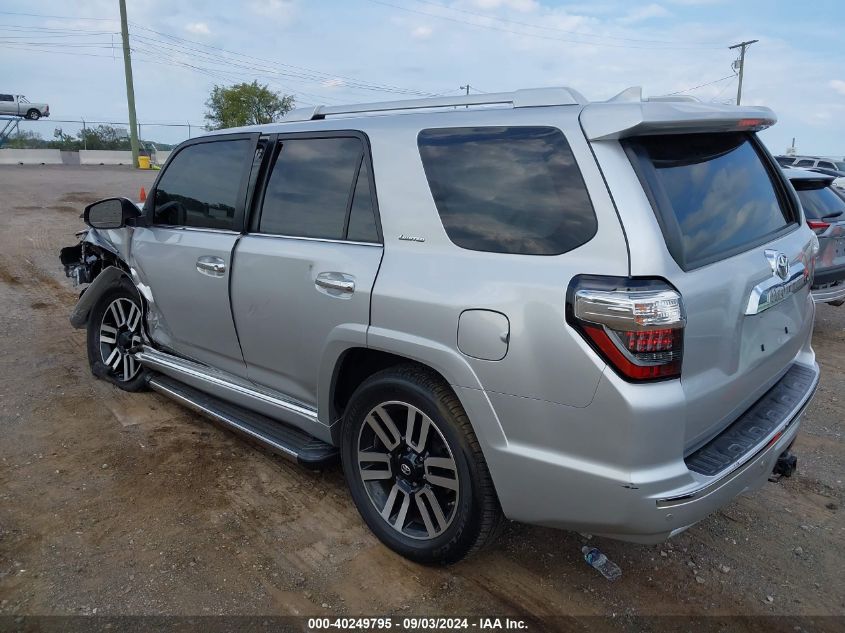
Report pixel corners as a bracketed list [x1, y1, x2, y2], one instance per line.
[772, 450, 798, 478]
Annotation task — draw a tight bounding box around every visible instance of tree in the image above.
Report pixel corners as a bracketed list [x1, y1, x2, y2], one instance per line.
[204, 81, 294, 130]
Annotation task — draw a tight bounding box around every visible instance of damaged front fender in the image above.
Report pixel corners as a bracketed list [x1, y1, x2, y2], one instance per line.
[69, 266, 131, 328]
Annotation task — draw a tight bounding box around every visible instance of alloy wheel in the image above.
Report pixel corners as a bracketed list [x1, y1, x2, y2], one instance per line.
[99, 297, 142, 382]
[357, 401, 460, 540]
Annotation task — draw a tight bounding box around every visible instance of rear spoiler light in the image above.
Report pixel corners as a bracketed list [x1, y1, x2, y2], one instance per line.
[580, 101, 776, 141]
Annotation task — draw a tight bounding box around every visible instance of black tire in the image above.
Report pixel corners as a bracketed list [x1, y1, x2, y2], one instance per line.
[341, 364, 502, 564]
[86, 282, 148, 392]
[26, 109, 40, 120]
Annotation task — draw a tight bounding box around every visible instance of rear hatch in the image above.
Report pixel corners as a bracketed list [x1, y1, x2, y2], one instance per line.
[582, 101, 817, 451]
[792, 178, 845, 281]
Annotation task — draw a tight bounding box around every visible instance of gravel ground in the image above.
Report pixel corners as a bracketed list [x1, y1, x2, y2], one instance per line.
[0, 166, 843, 629]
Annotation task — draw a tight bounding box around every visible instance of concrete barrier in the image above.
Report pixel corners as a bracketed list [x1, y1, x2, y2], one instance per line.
[0, 149, 63, 165]
[79, 150, 134, 165]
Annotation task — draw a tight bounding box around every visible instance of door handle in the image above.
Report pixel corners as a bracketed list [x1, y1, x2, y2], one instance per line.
[196, 256, 226, 277]
[315, 272, 355, 295]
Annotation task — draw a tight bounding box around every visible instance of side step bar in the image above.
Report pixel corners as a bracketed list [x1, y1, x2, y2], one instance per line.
[147, 374, 338, 468]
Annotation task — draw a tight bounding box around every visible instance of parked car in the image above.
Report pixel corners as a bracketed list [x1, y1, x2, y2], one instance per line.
[60, 87, 820, 563]
[785, 168, 845, 305]
[804, 166, 845, 189]
[0, 94, 49, 119]
[778, 154, 845, 172]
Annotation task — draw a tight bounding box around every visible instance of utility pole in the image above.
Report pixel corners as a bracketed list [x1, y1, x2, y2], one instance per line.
[729, 39, 758, 106]
[118, 0, 140, 168]
[460, 84, 471, 96]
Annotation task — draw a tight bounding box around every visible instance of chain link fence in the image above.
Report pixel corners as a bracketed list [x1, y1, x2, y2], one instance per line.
[1, 117, 207, 152]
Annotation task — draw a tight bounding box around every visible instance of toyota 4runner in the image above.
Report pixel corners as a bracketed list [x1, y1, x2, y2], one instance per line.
[60, 87, 820, 563]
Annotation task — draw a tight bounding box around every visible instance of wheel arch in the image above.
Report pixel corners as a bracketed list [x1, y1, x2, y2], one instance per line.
[324, 334, 499, 448]
[69, 265, 139, 329]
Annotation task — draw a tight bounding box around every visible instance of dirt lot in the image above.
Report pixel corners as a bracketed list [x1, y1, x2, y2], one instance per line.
[0, 166, 843, 628]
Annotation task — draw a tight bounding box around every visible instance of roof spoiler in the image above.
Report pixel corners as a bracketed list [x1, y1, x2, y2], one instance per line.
[580, 99, 776, 141]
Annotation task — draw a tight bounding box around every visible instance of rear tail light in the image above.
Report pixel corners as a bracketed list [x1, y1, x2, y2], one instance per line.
[566, 276, 685, 382]
[807, 220, 830, 234]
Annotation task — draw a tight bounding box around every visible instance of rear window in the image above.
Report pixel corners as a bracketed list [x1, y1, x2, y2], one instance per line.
[417, 126, 597, 255]
[625, 133, 794, 270]
[795, 184, 845, 220]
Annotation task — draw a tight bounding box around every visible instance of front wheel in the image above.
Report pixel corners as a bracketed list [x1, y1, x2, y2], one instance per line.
[86, 284, 148, 391]
[341, 365, 502, 564]
[26, 109, 40, 120]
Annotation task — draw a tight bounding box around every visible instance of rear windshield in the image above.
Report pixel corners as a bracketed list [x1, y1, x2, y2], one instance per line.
[795, 184, 845, 220]
[625, 133, 795, 270]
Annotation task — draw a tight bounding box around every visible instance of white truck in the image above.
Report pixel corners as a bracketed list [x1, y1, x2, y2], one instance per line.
[0, 94, 50, 119]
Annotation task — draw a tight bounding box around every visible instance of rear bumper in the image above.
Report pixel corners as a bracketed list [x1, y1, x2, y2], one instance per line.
[812, 263, 845, 289]
[460, 359, 819, 543]
[812, 280, 845, 304]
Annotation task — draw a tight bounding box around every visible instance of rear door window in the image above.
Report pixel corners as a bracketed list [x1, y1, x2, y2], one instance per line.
[794, 159, 814, 167]
[625, 133, 795, 270]
[258, 136, 378, 241]
[153, 139, 252, 230]
[417, 126, 597, 255]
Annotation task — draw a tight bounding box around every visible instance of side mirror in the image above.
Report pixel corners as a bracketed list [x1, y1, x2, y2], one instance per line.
[83, 197, 141, 230]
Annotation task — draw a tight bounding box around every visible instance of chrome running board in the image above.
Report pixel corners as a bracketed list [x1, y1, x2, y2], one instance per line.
[135, 346, 329, 443]
[148, 374, 337, 468]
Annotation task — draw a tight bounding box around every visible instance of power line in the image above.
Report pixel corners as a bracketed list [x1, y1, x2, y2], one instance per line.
[365, 0, 726, 50]
[662, 73, 736, 96]
[0, 9, 441, 99]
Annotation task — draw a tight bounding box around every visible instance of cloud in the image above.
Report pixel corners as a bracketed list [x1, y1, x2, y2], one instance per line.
[830, 80, 845, 96]
[468, 0, 539, 12]
[619, 3, 669, 24]
[411, 25, 433, 39]
[249, 0, 296, 20]
[184, 22, 211, 36]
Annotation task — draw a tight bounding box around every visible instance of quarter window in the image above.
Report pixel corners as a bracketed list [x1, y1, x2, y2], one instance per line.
[152, 139, 251, 230]
[417, 126, 597, 255]
[259, 136, 378, 241]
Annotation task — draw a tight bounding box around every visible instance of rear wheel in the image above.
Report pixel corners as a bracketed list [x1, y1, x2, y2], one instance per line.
[341, 365, 502, 564]
[86, 284, 148, 391]
[26, 109, 40, 120]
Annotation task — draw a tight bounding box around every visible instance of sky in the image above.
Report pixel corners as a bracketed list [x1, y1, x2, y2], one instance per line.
[1, 0, 843, 155]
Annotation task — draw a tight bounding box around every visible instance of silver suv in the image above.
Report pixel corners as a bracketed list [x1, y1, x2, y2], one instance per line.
[61, 87, 820, 563]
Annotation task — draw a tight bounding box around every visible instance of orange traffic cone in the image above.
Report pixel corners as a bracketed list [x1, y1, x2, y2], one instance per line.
[139, 187, 147, 203]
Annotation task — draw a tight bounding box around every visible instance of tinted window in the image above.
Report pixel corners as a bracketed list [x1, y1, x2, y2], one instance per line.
[818, 161, 836, 170]
[794, 159, 814, 167]
[796, 185, 845, 220]
[775, 156, 795, 167]
[346, 160, 379, 242]
[834, 161, 845, 172]
[259, 137, 363, 239]
[626, 133, 792, 269]
[0, 95, 12, 102]
[153, 139, 251, 230]
[418, 127, 597, 255]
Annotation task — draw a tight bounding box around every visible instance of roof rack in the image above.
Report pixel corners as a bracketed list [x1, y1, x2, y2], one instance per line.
[284, 87, 587, 122]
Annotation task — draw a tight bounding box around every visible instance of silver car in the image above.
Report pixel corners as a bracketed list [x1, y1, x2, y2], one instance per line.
[785, 168, 845, 305]
[60, 87, 820, 563]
